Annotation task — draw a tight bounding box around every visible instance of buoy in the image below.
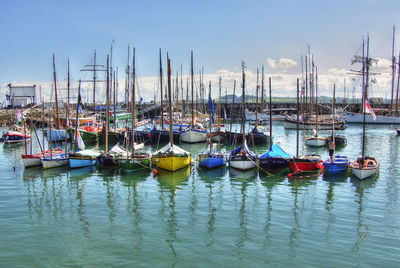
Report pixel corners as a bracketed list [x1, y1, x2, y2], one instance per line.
[153, 169, 157, 175]
[288, 173, 292, 178]
[148, 133, 151, 138]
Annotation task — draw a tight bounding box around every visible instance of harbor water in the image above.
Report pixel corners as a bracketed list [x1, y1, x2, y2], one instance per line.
[0, 123, 399, 267]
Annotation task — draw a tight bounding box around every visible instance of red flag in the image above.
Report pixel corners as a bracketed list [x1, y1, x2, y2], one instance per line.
[365, 100, 376, 120]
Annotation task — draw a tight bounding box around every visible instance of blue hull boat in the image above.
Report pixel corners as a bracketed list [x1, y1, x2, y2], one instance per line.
[69, 157, 97, 169]
[198, 152, 226, 169]
[323, 155, 349, 174]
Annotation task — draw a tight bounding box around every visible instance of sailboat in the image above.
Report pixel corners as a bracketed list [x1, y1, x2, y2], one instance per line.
[152, 54, 192, 171]
[150, 49, 181, 144]
[69, 84, 100, 169]
[115, 48, 151, 172]
[305, 66, 327, 147]
[288, 79, 323, 174]
[259, 77, 290, 172]
[323, 84, 349, 174]
[247, 68, 270, 145]
[22, 103, 64, 167]
[229, 62, 257, 171]
[349, 36, 379, 180]
[180, 51, 208, 143]
[198, 81, 227, 169]
[46, 54, 69, 142]
[97, 55, 118, 168]
[210, 78, 226, 142]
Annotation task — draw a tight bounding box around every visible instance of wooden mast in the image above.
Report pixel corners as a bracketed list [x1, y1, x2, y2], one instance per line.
[229, 80, 236, 134]
[74, 81, 81, 152]
[209, 81, 212, 154]
[269, 77, 272, 146]
[255, 68, 259, 130]
[52, 54, 60, 129]
[332, 84, 336, 145]
[167, 54, 173, 146]
[93, 50, 97, 108]
[362, 36, 370, 158]
[159, 48, 164, 129]
[218, 77, 222, 129]
[241, 62, 246, 145]
[191, 51, 194, 128]
[126, 46, 130, 112]
[395, 47, 400, 116]
[105, 55, 110, 154]
[131, 48, 136, 156]
[315, 66, 319, 136]
[65, 59, 70, 154]
[296, 78, 299, 158]
[390, 25, 396, 114]
[261, 66, 264, 110]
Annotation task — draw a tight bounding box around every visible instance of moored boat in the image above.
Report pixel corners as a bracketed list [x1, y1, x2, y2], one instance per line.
[22, 148, 64, 168]
[349, 156, 379, 180]
[41, 153, 69, 169]
[323, 155, 349, 174]
[69, 149, 100, 169]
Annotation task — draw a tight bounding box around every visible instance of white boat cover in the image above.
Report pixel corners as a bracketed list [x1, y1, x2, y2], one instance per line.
[153, 143, 190, 157]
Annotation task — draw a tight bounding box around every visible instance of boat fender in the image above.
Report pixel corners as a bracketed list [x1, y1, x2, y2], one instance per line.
[153, 169, 157, 175]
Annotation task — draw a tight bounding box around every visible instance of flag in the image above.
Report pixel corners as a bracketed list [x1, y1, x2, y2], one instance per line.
[140, 97, 143, 103]
[15, 109, 22, 124]
[208, 94, 215, 124]
[77, 104, 83, 114]
[76, 129, 85, 150]
[365, 100, 376, 120]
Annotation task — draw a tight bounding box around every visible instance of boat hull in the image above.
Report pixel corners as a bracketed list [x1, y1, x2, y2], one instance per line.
[284, 119, 346, 130]
[247, 131, 270, 145]
[349, 156, 379, 180]
[22, 157, 42, 168]
[69, 156, 97, 169]
[258, 157, 289, 172]
[288, 156, 322, 173]
[306, 137, 327, 147]
[323, 156, 349, 174]
[151, 155, 192, 171]
[345, 113, 400, 124]
[198, 153, 226, 169]
[41, 158, 69, 169]
[117, 157, 150, 172]
[180, 129, 207, 143]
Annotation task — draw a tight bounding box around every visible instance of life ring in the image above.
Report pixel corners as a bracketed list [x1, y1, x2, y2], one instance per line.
[363, 160, 371, 168]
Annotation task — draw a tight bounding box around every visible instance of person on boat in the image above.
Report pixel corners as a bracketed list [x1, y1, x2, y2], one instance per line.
[328, 138, 335, 161]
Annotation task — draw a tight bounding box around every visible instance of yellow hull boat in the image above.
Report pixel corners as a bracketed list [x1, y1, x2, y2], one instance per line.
[152, 155, 192, 172]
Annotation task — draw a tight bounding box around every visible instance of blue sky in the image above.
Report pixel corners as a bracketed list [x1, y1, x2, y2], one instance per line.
[1, 0, 399, 100]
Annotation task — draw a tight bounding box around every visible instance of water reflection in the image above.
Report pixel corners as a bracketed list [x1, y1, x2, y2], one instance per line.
[287, 174, 318, 262]
[120, 170, 149, 251]
[350, 176, 378, 256]
[157, 166, 191, 265]
[322, 173, 348, 241]
[259, 176, 285, 247]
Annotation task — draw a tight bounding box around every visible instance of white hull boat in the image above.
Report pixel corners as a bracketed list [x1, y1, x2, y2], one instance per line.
[22, 157, 42, 168]
[41, 156, 69, 169]
[306, 136, 327, 147]
[349, 156, 379, 180]
[180, 129, 207, 143]
[345, 112, 400, 124]
[229, 159, 256, 170]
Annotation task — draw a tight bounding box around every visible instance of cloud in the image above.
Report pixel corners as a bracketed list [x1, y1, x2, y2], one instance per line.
[266, 58, 298, 73]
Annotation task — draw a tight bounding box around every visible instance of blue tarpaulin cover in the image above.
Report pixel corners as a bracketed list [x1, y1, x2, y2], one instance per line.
[259, 144, 290, 159]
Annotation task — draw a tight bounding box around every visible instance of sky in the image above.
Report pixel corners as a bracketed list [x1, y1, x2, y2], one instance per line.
[1, 0, 400, 103]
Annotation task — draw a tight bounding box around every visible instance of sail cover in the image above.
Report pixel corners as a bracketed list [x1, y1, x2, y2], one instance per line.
[259, 144, 290, 159]
[230, 139, 256, 158]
